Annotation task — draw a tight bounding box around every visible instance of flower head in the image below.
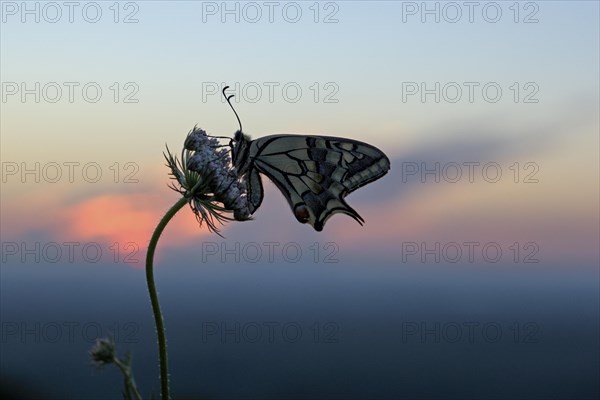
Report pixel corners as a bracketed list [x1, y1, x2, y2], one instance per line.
[90, 337, 116, 366]
[165, 126, 250, 235]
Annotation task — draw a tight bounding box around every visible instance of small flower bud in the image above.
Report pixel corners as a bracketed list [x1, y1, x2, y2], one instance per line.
[90, 338, 116, 365]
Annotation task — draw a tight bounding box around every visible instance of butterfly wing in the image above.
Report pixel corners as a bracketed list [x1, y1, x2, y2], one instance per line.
[246, 135, 390, 231]
[246, 166, 264, 214]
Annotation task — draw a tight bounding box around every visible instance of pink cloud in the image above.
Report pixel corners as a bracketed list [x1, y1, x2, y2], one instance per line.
[62, 193, 213, 264]
[1, 188, 214, 268]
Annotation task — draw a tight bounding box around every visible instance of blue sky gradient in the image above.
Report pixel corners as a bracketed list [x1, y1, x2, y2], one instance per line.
[1, 1, 598, 398]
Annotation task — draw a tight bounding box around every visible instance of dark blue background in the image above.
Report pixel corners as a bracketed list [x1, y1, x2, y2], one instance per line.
[1, 258, 599, 399]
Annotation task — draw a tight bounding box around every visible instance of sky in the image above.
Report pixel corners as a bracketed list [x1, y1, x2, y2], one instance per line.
[1, 0, 598, 266]
[1, 1, 599, 399]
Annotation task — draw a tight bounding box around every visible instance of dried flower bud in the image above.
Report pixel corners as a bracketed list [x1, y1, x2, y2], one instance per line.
[90, 338, 116, 366]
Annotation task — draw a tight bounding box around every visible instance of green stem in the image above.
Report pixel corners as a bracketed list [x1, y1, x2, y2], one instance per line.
[146, 196, 188, 400]
[113, 356, 143, 400]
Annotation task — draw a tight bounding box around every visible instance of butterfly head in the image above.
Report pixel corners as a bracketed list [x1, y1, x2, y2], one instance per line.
[234, 129, 244, 142]
[230, 130, 252, 173]
[227, 130, 242, 153]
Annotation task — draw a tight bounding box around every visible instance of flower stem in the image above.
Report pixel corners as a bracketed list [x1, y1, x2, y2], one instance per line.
[113, 356, 143, 400]
[146, 196, 188, 400]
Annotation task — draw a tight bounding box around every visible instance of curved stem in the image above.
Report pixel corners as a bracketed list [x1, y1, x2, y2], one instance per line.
[146, 196, 188, 400]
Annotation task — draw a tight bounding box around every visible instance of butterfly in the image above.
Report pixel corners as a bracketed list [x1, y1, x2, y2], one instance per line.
[223, 86, 390, 232]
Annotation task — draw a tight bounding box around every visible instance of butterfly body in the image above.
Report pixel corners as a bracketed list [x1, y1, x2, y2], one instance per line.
[230, 130, 390, 231]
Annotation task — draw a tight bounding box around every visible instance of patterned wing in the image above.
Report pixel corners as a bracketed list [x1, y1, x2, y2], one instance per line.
[248, 135, 390, 231]
[245, 166, 264, 214]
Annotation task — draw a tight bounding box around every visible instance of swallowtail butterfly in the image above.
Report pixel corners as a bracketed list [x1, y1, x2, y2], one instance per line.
[224, 86, 390, 231]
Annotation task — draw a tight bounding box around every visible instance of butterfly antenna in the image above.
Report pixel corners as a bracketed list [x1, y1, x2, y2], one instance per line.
[222, 85, 243, 133]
